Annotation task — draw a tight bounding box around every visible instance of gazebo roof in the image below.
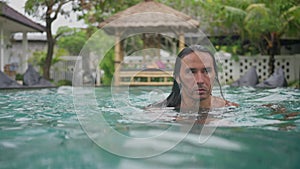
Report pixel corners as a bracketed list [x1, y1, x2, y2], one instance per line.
[98, 0, 199, 35]
[0, 2, 45, 33]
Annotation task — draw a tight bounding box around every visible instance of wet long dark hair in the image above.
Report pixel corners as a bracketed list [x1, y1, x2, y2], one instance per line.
[149, 45, 224, 108]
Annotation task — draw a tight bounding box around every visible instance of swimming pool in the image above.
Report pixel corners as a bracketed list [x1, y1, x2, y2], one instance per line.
[0, 86, 299, 169]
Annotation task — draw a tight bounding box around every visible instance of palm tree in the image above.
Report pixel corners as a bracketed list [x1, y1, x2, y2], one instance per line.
[205, 0, 300, 75]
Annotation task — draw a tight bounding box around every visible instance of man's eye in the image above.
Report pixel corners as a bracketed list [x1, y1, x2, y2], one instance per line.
[204, 68, 212, 73]
[187, 69, 197, 74]
[185, 69, 192, 74]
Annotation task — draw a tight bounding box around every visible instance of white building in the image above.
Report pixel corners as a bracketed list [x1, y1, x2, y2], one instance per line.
[0, 2, 45, 78]
[11, 33, 47, 64]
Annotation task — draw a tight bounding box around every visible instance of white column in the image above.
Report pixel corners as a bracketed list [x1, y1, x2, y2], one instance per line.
[96, 67, 101, 86]
[22, 31, 28, 73]
[0, 25, 4, 72]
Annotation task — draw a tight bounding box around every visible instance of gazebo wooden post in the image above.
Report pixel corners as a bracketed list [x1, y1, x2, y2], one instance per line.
[157, 34, 161, 59]
[142, 34, 146, 63]
[179, 32, 185, 51]
[114, 32, 122, 86]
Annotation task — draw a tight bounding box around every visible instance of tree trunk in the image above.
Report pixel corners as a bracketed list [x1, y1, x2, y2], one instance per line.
[267, 32, 279, 76]
[268, 54, 275, 76]
[43, 19, 55, 80]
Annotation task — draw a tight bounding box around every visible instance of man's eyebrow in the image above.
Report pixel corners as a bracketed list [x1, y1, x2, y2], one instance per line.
[188, 67, 212, 71]
[204, 67, 212, 70]
[189, 68, 197, 71]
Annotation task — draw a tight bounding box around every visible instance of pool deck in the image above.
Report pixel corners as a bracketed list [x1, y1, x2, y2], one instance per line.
[0, 86, 58, 90]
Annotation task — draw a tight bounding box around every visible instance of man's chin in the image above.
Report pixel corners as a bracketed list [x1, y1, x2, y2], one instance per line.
[191, 94, 209, 101]
[199, 96, 209, 101]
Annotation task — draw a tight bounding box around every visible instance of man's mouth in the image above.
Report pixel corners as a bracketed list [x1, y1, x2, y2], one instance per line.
[196, 88, 207, 94]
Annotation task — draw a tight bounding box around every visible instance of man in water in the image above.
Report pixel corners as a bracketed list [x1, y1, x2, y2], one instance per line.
[148, 45, 238, 112]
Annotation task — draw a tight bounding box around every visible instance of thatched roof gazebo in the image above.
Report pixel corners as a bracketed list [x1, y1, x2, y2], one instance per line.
[98, 0, 200, 86]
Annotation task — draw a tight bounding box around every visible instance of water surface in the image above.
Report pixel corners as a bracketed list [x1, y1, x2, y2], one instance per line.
[0, 86, 299, 169]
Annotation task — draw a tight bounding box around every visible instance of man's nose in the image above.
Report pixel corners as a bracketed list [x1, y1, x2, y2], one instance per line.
[195, 72, 205, 84]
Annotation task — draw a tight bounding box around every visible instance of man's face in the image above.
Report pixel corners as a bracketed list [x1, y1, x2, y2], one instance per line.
[178, 51, 215, 101]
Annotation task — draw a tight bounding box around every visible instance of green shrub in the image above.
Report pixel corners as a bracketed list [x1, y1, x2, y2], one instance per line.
[99, 48, 115, 85]
[15, 74, 24, 81]
[56, 80, 72, 86]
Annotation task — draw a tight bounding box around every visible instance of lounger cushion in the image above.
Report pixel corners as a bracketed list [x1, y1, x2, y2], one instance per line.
[23, 65, 54, 87]
[231, 66, 259, 87]
[0, 71, 22, 88]
[256, 68, 287, 88]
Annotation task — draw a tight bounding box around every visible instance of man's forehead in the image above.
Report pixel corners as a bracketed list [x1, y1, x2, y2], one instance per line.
[181, 52, 213, 66]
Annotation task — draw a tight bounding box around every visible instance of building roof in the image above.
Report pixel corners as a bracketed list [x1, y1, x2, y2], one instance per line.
[0, 2, 45, 33]
[98, 0, 199, 35]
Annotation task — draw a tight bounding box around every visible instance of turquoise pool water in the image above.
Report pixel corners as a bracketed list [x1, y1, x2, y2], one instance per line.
[0, 86, 299, 169]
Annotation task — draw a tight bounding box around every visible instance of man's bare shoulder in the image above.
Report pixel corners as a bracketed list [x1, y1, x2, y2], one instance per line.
[212, 96, 239, 108]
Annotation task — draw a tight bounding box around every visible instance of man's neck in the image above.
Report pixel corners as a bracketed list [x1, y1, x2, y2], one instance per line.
[199, 96, 212, 109]
[180, 95, 212, 112]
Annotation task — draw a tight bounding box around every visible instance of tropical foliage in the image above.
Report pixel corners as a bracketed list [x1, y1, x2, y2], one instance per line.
[198, 0, 300, 75]
[25, 0, 300, 82]
[56, 26, 87, 56]
[27, 49, 65, 74]
[99, 48, 115, 85]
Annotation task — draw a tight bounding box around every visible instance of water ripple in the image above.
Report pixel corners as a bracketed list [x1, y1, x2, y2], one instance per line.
[0, 86, 299, 169]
